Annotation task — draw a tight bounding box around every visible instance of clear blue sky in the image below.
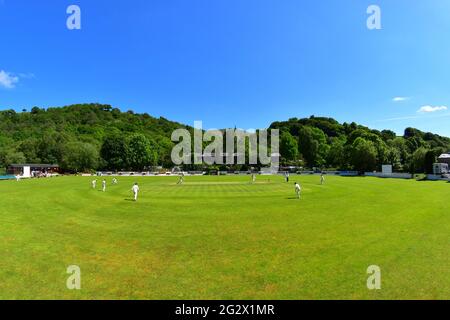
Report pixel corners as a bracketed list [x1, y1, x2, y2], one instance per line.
[1, 0, 450, 136]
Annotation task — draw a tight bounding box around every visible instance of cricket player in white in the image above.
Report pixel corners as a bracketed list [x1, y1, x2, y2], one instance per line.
[252, 174, 256, 183]
[112, 178, 118, 185]
[177, 172, 184, 185]
[320, 173, 325, 185]
[294, 182, 301, 199]
[92, 179, 97, 189]
[102, 179, 106, 192]
[132, 183, 140, 201]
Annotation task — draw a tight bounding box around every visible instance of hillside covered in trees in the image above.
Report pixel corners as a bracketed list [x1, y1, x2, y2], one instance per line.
[271, 117, 450, 173]
[0, 104, 449, 173]
[0, 104, 187, 172]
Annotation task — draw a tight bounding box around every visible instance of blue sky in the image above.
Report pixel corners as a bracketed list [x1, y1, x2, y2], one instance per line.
[1, 0, 450, 136]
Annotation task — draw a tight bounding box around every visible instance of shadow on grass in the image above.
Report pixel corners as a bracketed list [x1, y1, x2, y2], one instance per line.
[124, 198, 136, 202]
[286, 197, 301, 200]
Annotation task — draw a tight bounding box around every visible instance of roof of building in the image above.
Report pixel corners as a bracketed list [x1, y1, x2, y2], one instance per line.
[9, 164, 59, 168]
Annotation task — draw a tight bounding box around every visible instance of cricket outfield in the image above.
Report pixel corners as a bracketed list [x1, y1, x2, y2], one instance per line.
[0, 175, 448, 299]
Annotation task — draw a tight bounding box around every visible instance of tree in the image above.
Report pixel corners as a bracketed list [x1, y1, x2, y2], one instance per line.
[37, 132, 67, 164]
[327, 137, 346, 169]
[100, 134, 127, 171]
[310, 127, 329, 166]
[298, 126, 328, 167]
[349, 137, 377, 172]
[405, 136, 427, 154]
[410, 147, 428, 174]
[155, 136, 175, 168]
[126, 133, 158, 171]
[381, 130, 396, 141]
[19, 138, 41, 163]
[298, 126, 317, 167]
[2, 150, 26, 166]
[31, 107, 42, 114]
[389, 137, 411, 171]
[280, 131, 298, 163]
[385, 146, 402, 171]
[61, 142, 99, 172]
[374, 138, 389, 168]
[424, 149, 439, 174]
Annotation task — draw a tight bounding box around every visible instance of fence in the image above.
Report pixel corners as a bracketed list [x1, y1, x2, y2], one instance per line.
[426, 174, 450, 181]
[365, 172, 412, 179]
[90, 171, 448, 181]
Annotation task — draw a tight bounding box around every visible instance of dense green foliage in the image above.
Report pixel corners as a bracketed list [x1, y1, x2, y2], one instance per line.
[0, 104, 186, 172]
[0, 105, 449, 173]
[271, 116, 450, 172]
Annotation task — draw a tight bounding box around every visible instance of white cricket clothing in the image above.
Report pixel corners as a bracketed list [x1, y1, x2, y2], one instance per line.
[295, 183, 301, 199]
[132, 185, 140, 200]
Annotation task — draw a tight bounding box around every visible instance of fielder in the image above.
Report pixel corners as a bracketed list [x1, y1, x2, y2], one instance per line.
[102, 179, 106, 192]
[92, 179, 97, 189]
[294, 182, 301, 199]
[132, 183, 140, 201]
[177, 172, 184, 185]
[320, 173, 325, 185]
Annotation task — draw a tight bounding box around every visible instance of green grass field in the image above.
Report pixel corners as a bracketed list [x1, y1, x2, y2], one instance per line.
[0, 175, 449, 300]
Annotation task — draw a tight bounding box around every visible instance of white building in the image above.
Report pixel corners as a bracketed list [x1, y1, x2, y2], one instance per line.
[433, 163, 449, 175]
[7, 164, 60, 178]
[437, 153, 450, 165]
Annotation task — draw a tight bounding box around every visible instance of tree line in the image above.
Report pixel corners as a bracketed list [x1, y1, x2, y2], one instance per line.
[0, 105, 448, 173]
[272, 117, 450, 173]
[0, 104, 182, 172]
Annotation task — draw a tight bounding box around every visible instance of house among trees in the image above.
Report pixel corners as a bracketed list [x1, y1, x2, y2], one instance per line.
[437, 153, 450, 165]
[433, 153, 450, 175]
